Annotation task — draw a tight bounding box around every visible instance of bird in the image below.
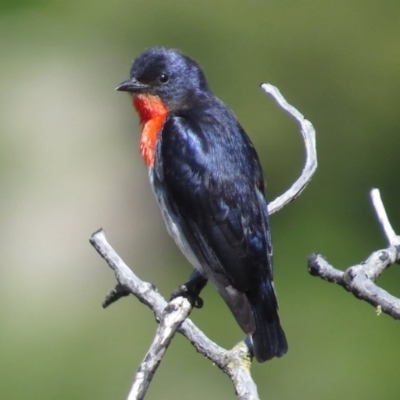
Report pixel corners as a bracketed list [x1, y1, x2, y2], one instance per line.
[116, 47, 288, 362]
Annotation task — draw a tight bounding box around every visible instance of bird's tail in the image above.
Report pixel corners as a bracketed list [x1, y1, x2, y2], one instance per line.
[248, 280, 288, 362]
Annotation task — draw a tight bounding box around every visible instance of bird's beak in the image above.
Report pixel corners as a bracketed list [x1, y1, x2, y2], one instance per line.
[115, 78, 148, 92]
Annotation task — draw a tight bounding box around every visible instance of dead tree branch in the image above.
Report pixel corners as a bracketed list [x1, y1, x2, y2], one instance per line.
[308, 189, 400, 319]
[127, 296, 192, 400]
[90, 229, 258, 400]
[90, 83, 317, 399]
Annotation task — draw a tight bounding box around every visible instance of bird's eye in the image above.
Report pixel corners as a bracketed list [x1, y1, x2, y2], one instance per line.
[159, 74, 169, 84]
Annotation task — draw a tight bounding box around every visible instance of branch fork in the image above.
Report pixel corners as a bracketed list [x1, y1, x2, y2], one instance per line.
[308, 189, 400, 319]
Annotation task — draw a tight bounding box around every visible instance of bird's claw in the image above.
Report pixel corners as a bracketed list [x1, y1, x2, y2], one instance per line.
[170, 283, 204, 308]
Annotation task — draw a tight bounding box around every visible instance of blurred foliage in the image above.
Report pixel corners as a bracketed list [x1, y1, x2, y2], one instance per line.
[1, 1, 400, 399]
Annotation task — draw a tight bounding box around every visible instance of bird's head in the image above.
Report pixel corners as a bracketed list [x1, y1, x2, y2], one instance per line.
[116, 47, 209, 112]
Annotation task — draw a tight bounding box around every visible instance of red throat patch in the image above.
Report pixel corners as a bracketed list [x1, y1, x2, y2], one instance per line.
[133, 94, 168, 167]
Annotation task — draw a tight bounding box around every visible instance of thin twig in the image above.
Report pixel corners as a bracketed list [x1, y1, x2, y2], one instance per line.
[370, 188, 400, 246]
[261, 83, 317, 215]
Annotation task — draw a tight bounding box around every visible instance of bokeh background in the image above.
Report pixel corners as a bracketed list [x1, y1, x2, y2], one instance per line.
[1, 1, 400, 399]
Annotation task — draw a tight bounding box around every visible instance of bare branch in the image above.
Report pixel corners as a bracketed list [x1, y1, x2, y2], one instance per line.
[90, 229, 260, 400]
[261, 83, 317, 215]
[225, 341, 260, 400]
[308, 190, 400, 319]
[371, 188, 400, 246]
[128, 297, 192, 400]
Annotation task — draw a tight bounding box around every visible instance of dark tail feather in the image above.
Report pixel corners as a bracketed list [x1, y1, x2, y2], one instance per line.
[248, 280, 288, 362]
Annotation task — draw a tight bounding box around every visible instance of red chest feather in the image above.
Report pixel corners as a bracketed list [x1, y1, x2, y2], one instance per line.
[133, 94, 168, 167]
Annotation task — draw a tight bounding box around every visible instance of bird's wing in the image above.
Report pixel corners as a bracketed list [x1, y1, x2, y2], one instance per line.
[154, 115, 273, 333]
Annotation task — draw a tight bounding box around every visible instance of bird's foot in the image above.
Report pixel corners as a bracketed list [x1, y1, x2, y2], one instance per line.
[170, 271, 208, 308]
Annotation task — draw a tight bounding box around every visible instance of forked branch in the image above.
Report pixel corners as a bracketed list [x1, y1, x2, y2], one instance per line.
[308, 188, 400, 319]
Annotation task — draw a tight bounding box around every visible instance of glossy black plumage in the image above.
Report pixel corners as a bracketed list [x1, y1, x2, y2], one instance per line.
[117, 47, 288, 362]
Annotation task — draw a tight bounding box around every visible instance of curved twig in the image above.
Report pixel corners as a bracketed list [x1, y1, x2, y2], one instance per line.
[370, 188, 400, 246]
[261, 83, 317, 215]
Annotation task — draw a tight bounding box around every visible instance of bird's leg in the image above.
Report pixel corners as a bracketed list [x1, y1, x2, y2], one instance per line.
[170, 270, 208, 308]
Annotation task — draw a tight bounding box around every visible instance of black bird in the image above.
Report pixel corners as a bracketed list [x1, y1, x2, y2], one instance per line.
[116, 47, 288, 362]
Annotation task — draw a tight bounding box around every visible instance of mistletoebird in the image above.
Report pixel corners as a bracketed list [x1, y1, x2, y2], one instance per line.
[116, 47, 288, 362]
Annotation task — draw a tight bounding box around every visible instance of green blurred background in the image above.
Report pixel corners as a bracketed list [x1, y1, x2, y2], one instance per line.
[1, 1, 400, 399]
